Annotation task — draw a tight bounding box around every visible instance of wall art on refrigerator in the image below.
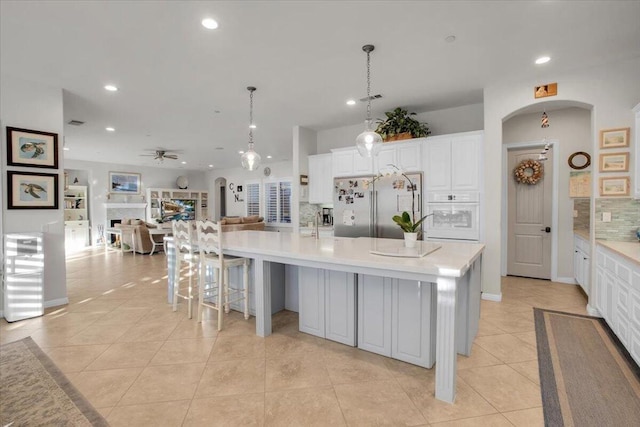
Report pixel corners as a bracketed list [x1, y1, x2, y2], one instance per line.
[7, 170, 59, 209]
[6, 126, 59, 169]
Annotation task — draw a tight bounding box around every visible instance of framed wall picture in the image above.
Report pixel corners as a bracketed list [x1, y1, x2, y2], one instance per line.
[599, 127, 630, 149]
[6, 126, 59, 169]
[599, 176, 630, 197]
[109, 171, 141, 194]
[7, 170, 59, 209]
[599, 152, 629, 172]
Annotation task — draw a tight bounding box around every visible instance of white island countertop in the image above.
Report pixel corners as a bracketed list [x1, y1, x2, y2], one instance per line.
[221, 231, 484, 279]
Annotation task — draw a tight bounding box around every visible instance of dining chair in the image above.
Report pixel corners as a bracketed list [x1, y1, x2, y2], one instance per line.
[171, 220, 198, 318]
[195, 220, 250, 331]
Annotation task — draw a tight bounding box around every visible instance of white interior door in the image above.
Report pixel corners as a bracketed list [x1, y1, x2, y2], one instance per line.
[507, 147, 552, 279]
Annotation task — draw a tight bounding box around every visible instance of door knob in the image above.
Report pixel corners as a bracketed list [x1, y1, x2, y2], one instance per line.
[541, 227, 551, 233]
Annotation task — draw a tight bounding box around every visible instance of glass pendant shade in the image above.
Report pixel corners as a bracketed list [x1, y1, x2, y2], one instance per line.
[241, 142, 261, 171]
[355, 119, 383, 157]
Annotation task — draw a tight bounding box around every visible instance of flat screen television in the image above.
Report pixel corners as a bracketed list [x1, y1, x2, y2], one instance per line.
[161, 198, 196, 222]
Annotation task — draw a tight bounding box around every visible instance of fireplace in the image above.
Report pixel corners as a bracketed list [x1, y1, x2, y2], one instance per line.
[109, 220, 121, 243]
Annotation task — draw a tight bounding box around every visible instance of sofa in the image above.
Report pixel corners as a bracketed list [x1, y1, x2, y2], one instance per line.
[115, 218, 166, 254]
[219, 215, 265, 232]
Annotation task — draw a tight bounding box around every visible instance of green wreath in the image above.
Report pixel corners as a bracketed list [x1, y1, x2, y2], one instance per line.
[514, 159, 543, 185]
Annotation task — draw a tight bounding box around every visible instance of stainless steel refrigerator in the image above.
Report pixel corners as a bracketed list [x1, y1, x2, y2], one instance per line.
[333, 172, 423, 239]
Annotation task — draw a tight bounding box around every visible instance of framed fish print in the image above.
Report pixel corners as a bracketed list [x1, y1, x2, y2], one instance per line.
[6, 127, 59, 169]
[7, 171, 59, 209]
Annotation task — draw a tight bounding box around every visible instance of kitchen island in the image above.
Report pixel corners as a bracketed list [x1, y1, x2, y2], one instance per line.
[167, 231, 484, 403]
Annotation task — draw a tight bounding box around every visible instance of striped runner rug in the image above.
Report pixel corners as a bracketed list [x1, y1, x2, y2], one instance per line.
[534, 308, 640, 426]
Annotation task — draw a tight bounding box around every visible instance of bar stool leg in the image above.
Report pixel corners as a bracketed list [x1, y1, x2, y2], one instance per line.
[224, 267, 231, 314]
[173, 254, 181, 312]
[197, 261, 205, 322]
[217, 265, 224, 331]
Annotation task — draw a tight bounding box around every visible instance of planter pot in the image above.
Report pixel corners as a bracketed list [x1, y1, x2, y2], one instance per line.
[404, 232, 418, 248]
[384, 132, 413, 143]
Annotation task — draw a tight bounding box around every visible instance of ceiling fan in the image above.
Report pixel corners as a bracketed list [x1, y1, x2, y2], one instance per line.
[140, 149, 179, 162]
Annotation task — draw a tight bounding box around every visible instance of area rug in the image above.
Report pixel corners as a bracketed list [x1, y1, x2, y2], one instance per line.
[0, 336, 108, 426]
[534, 308, 640, 426]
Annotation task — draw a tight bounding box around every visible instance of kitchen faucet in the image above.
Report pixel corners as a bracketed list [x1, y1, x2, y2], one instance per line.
[314, 211, 322, 240]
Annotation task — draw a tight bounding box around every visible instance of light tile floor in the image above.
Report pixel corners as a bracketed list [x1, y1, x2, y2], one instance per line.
[0, 249, 589, 426]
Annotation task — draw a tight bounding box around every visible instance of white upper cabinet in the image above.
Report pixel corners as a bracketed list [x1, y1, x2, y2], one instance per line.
[374, 139, 423, 173]
[423, 131, 482, 194]
[634, 103, 639, 199]
[331, 147, 373, 177]
[308, 153, 333, 204]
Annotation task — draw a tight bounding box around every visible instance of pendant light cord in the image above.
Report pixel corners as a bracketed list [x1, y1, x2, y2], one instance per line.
[366, 49, 372, 121]
[249, 88, 254, 144]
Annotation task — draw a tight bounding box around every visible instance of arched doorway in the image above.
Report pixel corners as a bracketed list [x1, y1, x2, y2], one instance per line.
[501, 101, 593, 282]
[214, 177, 226, 220]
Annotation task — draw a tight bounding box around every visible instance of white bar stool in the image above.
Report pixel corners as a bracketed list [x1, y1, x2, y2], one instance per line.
[195, 220, 250, 331]
[171, 220, 198, 318]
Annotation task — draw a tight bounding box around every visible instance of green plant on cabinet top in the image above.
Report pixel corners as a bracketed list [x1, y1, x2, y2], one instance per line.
[375, 107, 431, 141]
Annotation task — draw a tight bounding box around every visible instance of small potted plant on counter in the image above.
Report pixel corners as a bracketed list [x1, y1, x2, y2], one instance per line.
[375, 107, 431, 142]
[392, 211, 433, 248]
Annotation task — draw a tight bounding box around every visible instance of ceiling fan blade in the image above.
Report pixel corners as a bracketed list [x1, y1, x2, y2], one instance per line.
[164, 154, 179, 159]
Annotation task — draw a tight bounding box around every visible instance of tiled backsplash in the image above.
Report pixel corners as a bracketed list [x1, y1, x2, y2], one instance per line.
[594, 198, 640, 242]
[573, 198, 590, 232]
[299, 202, 320, 227]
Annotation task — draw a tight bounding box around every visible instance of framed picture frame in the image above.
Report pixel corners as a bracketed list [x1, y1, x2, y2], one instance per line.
[599, 176, 630, 197]
[109, 171, 141, 194]
[599, 127, 630, 149]
[6, 126, 59, 169]
[7, 170, 59, 209]
[599, 152, 629, 173]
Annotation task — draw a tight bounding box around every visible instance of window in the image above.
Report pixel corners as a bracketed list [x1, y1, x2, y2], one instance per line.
[264, 179, 292, 225]
[245, 182, 260, 216]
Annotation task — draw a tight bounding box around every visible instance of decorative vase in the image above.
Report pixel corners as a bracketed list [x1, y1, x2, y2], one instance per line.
[404, 232, 418, 248]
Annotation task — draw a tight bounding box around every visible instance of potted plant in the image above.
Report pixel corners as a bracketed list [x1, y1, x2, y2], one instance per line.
[392, 211, 432, 248]
[375, 107, 431, 142]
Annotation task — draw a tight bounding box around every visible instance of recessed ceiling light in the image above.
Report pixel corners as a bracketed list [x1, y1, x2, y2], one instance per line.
[267, 155, 272, 159]
[208, 164, 213, 168]
[105, 127, 115, 132]
[249, 124, 257, 129]
[202, 18, 219, 29]
[346, 99, 356, 106]
[238, 150, 245, 154]
[535, 56, 551, 65]
[181, 161, 187, 164]
[104, 85, 118, 91]
[444, 35, 456, 43]
[63, 147, 70, 151]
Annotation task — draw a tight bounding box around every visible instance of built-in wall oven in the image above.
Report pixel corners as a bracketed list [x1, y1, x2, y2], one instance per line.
[425, 192, 480, 241]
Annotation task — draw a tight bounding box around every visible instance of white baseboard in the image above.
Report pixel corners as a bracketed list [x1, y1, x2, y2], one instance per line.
[586, 304, 601, 317]
[554, 276, 577, 285]
[481, 292, 502, 302]
[45, 298, 69, 309]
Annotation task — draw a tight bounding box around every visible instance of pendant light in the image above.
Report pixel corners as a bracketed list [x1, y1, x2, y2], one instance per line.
[355, 44, 382, 158]
[241, 86, 261, 171]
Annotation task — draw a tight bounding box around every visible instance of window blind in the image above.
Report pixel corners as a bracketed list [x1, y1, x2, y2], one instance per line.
[246, 182, 260, 216]
[263, 179, 292, 225]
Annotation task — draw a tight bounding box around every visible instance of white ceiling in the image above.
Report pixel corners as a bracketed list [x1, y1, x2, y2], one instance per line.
[2, 1, 639, 171]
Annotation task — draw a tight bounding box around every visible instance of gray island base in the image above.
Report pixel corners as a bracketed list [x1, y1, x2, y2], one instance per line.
[166, 231, 484, 403]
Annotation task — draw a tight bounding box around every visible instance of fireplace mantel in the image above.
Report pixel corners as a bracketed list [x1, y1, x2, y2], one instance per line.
[104, 203, 147, 209]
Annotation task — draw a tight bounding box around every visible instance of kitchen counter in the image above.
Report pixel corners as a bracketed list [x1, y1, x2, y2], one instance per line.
[166, 231, 484, 404]
[574, 229, 590, 241]
[596, 240, 640, 265]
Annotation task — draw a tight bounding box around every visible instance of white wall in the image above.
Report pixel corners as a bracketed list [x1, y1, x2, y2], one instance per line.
[208, 160, 293, 219]
[503, 107, 592, 280]
[65, 159, 206, 244]
[317, 103, 484, 153]
[483, 56, 640, 299]
[1, 74, 67, 310]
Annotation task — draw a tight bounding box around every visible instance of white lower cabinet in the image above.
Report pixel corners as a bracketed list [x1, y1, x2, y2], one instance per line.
[573, 234, 590, 295]
[594, 244, 640, 366]
[358, 274, 435, 368]
[298, 267, 356, 346]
